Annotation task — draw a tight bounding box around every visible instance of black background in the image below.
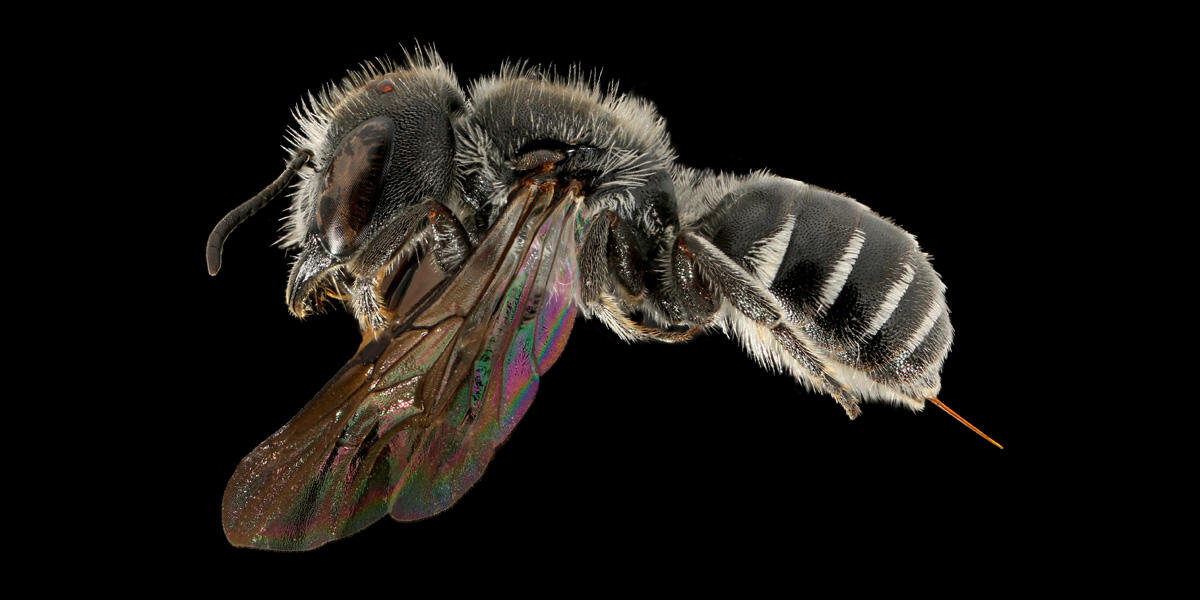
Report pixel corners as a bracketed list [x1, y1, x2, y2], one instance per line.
[121, 9, 1079, 579]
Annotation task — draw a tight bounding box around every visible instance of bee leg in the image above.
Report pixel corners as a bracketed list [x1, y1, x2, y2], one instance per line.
[345, 202, 472, 333]
[351, 278, 389, 333]
[676, 232, 862, 419]
[675, 233, 779, 325]
[659, 234, 719, 323]
[771, 325, 862, 419]
[605, 211, 645, 301]
[579, 209, 614, 307]
[579, 211, 696, 342]
[426, 202, 473, 274]
[579, 210, 646, 341]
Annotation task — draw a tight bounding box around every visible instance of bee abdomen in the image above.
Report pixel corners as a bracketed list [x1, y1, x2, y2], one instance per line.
[700, 177, 951, 396]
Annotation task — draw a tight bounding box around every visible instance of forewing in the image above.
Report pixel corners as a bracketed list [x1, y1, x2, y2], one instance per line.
[222, 184, 581, 550]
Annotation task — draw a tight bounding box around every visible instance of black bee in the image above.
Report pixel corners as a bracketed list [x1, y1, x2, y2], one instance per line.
[206, 49, 996, 551]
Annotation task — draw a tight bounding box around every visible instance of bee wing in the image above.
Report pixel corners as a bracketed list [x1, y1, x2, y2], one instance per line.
[222, 184, 581, 550]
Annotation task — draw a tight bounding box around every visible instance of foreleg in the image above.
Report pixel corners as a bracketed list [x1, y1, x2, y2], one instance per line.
[350, 201, 474, 332]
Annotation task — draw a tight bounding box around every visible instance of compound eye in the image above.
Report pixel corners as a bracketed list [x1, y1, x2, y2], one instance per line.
[316, 116, 394, 256]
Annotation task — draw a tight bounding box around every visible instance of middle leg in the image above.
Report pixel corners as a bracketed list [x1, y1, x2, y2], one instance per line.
[578, 210, 699, 342]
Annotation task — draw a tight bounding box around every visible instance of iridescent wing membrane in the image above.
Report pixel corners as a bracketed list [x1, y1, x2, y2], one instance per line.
[222, 183, 582, 550]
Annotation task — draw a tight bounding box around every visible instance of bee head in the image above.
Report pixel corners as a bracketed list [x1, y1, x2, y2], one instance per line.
[279, 55, 466, 317]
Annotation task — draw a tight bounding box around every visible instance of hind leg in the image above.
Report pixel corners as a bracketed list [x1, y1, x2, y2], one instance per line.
[670, 231, 862, 418]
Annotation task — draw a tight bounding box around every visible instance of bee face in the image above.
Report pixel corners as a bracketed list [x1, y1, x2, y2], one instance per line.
[284, 65, 465, 318]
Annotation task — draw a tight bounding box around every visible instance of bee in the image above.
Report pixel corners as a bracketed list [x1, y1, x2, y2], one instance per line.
[206, 49, 998, 551]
